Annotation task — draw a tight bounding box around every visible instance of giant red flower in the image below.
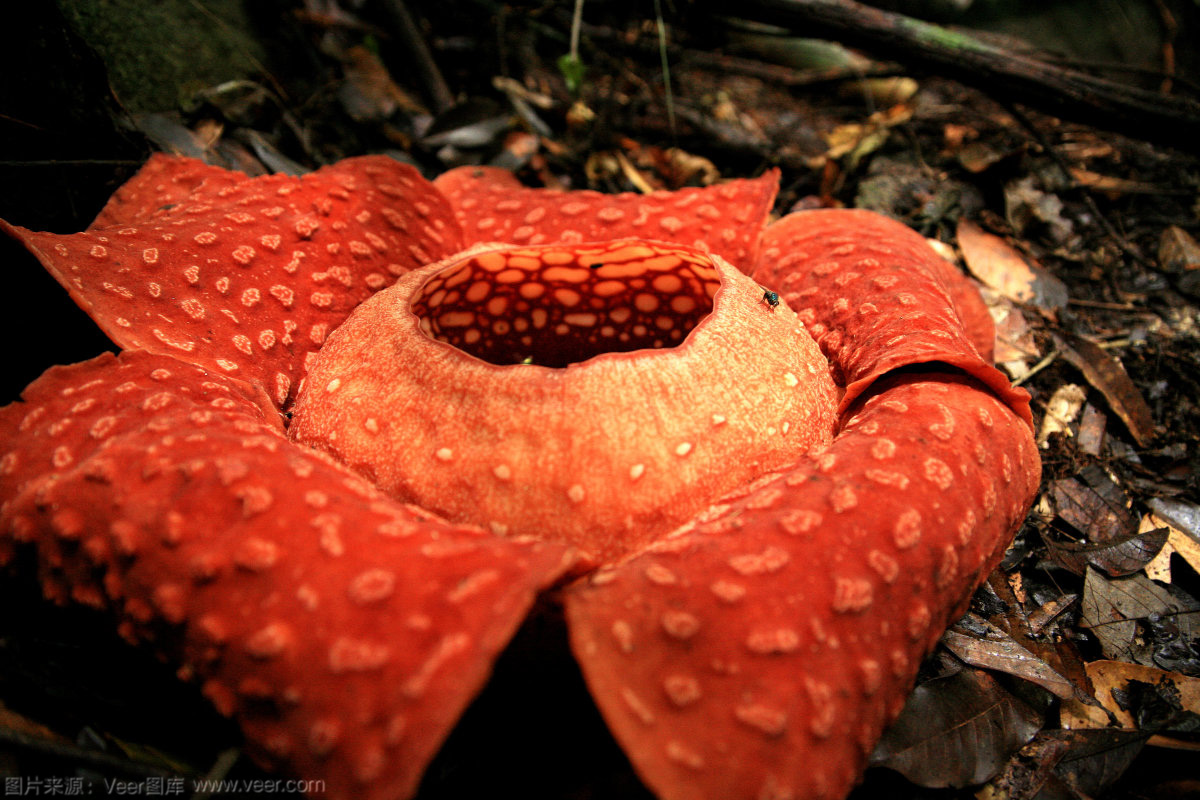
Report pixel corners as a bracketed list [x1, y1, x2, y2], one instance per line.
[0, 155, 1039, 800]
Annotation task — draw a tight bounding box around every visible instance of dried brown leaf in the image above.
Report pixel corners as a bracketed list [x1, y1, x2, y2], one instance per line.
[957, 219, 1069, 309]
[956, 140, 1009, 174]
[1145, 511, 1200, 582]
[614, 150, 660, 194]
[983, 576, 1097, 708]
[1160, 226, 1200, 296]
[1048, 475, 1138, 544]
[1076, 402, 1107, 457]
[990, 301, 1039, 372]
[958, 218, 1038, 302]
[870, 668, 1042, 788]
[1074, 660, 1200, 729]
[338, 45, 424, 122]
[1057, 336, 1157, 447]
[1045, 526, 1169, 578]
[660, 148, 721, 188]
[1159, 226, 1200, 272]
[1028, 594, 1080, 636]
[838, 76, 918, 107]
[1080, 569, 1200, 668]
[943, 615, 1077, 699]
[1050, 729, 1148, 797]
[823, 106, 912, 168]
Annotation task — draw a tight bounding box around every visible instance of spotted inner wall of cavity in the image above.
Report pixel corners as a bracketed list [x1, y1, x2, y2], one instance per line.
[411, 242, 722, 367]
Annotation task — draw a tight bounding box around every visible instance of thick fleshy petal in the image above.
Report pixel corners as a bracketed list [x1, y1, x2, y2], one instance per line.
[565, 373, 1040, 800]
[0, 351, 573, 800]
[1, 155, 463, 409]
[433, 166, 779, 268]
[757, 210, 1031, 425]
[90, 154, 249, 227]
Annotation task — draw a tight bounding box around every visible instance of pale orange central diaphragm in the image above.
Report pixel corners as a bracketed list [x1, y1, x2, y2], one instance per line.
[290, 239, 840, 560]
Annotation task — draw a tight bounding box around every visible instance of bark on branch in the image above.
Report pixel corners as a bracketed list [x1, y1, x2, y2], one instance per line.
[707, 0, 1200, 152]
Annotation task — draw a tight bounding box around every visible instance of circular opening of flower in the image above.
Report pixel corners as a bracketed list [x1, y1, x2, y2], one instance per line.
[410, 241, 721, 367]
[290, 239, 841, 559]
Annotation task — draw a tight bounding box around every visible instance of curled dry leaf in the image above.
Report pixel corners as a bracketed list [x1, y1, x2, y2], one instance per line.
[1028, 593, 1079, 631]
[1159, 225, 1200, 271]
[1004, 175, 1074, 245]
[1056, 336, 1157, 448]
[942, 614, 1076, 699]
[1068, 168, 1161, 196]
[1037, 383, 1087, 448]
[980, 573, 1096, 706]
[989, 299, 1039, 377]
[823, 107, 912, 168]
[837, 76, 919, 108]
[1043, 465, 1170, 578]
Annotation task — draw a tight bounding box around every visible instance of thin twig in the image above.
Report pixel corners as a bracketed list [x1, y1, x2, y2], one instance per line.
[569, 0, 584, 61]
[653, 0, 677, 140]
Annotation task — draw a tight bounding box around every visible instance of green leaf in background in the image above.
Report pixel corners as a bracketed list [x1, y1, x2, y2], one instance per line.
[557, 52, 586, 94]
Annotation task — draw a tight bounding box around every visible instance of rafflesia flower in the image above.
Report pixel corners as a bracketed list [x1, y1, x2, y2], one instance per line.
[0, 155, 1040, 800]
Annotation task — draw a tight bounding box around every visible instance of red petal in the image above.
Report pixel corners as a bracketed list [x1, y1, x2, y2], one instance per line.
[433, 166, 779, 268]
[0, 351, 283, 530]
[1, 351, 572, 800]
[757, 209, 1032, 426]
[565, 373, 1040, 800]
[2, 155, 463, 409]
[91, 153, 248, 227]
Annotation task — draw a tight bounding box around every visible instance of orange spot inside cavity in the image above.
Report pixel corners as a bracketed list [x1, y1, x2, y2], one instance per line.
[412, 241, 718, 366]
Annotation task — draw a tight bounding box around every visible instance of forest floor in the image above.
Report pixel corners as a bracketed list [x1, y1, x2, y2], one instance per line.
[1, 2, 1199, 799]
